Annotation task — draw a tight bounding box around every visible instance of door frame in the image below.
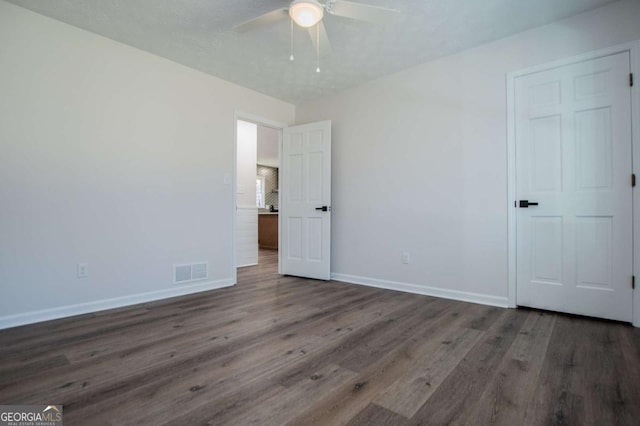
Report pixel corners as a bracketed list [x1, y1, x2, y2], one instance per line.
[506, 41, 640, 326]
[232, 111, 286, 283]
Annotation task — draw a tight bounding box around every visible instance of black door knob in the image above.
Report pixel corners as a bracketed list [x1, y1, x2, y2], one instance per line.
[519, 200, 539, 208]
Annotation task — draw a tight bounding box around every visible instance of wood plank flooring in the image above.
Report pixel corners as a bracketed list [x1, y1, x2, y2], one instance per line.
[0, 249, 638, 425]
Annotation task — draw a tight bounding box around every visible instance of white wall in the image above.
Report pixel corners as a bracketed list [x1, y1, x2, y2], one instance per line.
[257, 126, 280, 168]
[236, 120, 258, 267]
[296, 0, 640, 306]
[0, 1, 294, 328]
[236, 121, 259, 207]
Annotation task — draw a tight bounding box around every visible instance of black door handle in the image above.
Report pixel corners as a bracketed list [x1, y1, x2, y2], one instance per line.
[519, 200, 539, 208]
[315, 206, 330, 212]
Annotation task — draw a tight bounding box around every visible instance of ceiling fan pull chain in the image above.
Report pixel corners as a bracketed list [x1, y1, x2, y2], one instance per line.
[316, 23, 320, 72]
[290, 19, 295, 61]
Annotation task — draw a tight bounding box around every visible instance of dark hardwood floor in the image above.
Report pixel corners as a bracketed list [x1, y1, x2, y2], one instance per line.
[0, 249, 639, 425]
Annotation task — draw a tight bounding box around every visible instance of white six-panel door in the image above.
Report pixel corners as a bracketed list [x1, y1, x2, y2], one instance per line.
[515, 52, 633, 322]
[281, 121, 331, 280]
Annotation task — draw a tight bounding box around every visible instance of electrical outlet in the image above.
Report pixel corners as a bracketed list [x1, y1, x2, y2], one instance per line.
[77, 263, 89, 278]
[402, 252, 410, 264]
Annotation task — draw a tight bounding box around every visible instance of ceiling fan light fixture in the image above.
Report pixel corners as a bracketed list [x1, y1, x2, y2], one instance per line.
[289, 0, 324, 28]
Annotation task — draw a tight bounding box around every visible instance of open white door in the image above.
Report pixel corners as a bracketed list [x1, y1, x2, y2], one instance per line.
[514, 52, 633, 322]
[281, 120, 331, 280]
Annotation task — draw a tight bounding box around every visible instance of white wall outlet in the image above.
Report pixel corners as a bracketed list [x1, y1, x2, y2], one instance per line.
[77, 262, 89, 278]
[223, 173, 231, 185]
[402, 252, 410, 264]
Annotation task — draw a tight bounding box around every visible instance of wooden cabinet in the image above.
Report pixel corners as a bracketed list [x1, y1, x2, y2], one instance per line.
[258, 214, 278, 250]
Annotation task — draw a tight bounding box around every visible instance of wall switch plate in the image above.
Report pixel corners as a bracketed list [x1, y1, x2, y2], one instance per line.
[223, 173, 231, 185]
[402, 252, 410, 264]
[77, 263, 89, 278]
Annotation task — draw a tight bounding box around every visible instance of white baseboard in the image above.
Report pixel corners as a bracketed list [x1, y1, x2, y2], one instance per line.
[237, 262, 258, 268]
[331, 273, 509, 308]
[0, 278, 235, 330]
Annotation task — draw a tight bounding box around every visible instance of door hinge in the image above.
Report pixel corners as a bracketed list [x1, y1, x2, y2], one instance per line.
[631, 73, 634, 87]
[633, 275, 636, 290]
[633, 174, 636, 187]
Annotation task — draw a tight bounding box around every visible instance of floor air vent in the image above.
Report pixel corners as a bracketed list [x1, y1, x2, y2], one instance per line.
[174, 262, 208, 284]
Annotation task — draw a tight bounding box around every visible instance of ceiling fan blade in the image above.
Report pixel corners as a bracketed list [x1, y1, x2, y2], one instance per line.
[307, 21, 332, 57]
[233, 8, 289, 33]
[330, 1, 398, 24]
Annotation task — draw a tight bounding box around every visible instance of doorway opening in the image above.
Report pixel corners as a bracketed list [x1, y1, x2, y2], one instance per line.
[234, 114, 284, 277]
[233, 115, 333, 282]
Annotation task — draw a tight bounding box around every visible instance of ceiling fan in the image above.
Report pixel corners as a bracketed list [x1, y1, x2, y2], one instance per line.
[233, 0, 398, 69]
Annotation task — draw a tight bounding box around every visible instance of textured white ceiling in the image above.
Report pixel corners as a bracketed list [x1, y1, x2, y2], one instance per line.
[7, 0, 618, 104]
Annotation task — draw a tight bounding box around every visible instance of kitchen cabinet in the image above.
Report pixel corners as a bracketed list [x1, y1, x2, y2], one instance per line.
[258, 214, 278, 250]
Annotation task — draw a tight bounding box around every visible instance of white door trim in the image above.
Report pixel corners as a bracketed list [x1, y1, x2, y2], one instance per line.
[506, 41, 640, 326]
[232, 111, 287, 283]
